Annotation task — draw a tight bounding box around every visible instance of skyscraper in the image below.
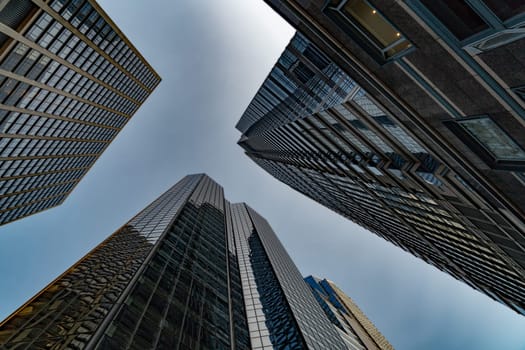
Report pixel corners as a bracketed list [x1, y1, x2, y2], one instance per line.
[0, 0, 160, 225]
[305, 276, 393, 350]
[236, 31, 525, 316]
[0, 174, 348, 349]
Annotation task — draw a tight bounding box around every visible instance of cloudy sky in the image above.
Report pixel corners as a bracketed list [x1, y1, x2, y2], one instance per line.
[1, 1, 525, 349]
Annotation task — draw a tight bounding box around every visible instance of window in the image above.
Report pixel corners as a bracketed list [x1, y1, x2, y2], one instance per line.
[444, 115, 525, 170]
[460, 117, 525, 160]
[419, 0, 488, 40]
[417, 0, 525, 52]
[483, 0, 525, 22]
[324, 0, 412, 62]
[292, 61, 315, 84]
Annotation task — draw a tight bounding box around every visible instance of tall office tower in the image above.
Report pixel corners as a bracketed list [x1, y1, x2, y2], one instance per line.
[305, 276, 393, 350]
[236, 29, 525, 316]
[0, 174, 348, 350]
[0, 0, 160, 225]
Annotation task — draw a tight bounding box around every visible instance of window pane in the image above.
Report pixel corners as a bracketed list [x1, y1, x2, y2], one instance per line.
[342, 0, 401, 47]
[459, 117, 525, 160]
[325, 0, 411, 59]
[420, 0, 488, 40]
[483, 0, 525, 21]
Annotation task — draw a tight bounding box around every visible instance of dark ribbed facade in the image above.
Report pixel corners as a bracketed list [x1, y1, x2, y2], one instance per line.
[237, 29, 525, 316]
[305, 276, 393, 350]
[0, 174, 347, 349]
[0, 0, 160, 225]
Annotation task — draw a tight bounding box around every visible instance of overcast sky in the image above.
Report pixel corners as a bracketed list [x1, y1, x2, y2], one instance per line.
[1, 1, 525, 349]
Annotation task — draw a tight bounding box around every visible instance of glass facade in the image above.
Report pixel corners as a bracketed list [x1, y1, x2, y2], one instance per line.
[0, 0, 160, 225]
[230, 203, 347, 350]
[237, 33, 525, 316]
[305, 276, 394, 350]
[0, 174, 348, 349]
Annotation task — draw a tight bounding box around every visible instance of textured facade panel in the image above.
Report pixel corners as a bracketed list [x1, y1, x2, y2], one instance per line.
[0, 0, 161, 225]
[0, 174, 347, 349]
[237, 31, 525, 316]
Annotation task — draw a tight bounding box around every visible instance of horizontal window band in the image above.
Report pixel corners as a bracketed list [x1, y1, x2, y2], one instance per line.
[0, 165, 89, 181]
[0, 132, 110, 143]
[0, 20, 141, 106]
[0, 190, 68, 214]
[0, 177, 79, 199]
[0, 67, 129, 119]
[0, 103, 120, 130]
[0, 152, 100, 161]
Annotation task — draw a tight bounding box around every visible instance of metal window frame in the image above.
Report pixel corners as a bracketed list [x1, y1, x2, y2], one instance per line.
[410, 0, 525, 53]
[444, 115, 525, 170]
[323, 0, 414, 64]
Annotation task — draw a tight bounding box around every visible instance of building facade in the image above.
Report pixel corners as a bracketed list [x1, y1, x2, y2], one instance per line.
[305, 276, 393, 350]
[0, 174, 348, 349]
[0, 0, 160, 225]
[236, 29, 525, 316]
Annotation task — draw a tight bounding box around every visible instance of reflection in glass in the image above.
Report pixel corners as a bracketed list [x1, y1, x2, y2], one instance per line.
[459, 116, 525, 160]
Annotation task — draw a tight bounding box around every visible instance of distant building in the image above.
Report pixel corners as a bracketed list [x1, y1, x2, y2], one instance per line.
[305, 276, 394, 350]
[0, 0, 160, 225]
[0, 174, 348, 349]
[237, 29, 525, 316]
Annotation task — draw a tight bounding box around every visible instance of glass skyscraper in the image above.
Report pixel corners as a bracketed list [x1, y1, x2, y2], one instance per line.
[305, 276, 393, 350]
[0, 174, 348, 349]
[237, 32, 525, 316]
[0, 0, 160, 225]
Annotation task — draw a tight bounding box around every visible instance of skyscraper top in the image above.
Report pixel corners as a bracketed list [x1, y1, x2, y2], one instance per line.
[0, 174, 349, 349]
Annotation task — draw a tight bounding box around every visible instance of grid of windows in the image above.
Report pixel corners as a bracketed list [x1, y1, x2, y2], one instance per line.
[0, 167, 84, 196]
[0, 0, 160, 225]
[0, 175, 349, 349]
[0, 111, 118, 141]
[50, 0, 159, 93]
[100, 201, 233, 349]
[0, 175, 200, 349]
[238, 33, 525, 316]
[0, 155, 94, 178]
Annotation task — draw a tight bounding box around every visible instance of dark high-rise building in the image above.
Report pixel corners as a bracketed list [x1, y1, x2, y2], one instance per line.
[236, 29, 525, 316]
[0, 174, 348, 349]
[305, 276, 393, 350]
[0, 0, 160, 225]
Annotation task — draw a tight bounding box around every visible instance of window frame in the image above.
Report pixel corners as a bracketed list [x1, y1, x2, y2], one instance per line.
[411, 0, 525, 53]
[444, 115, 525, 170]
[323, 0, 414, 63]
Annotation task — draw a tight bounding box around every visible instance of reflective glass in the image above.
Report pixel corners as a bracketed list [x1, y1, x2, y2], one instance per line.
[459, 117, 525, 160]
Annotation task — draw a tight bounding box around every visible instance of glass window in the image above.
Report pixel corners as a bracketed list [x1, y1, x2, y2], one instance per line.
[483, 0, 525, 22]
[420, 0, 488, 40]
[459, 116, 525, 161]
[325, 0, 412, 59]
